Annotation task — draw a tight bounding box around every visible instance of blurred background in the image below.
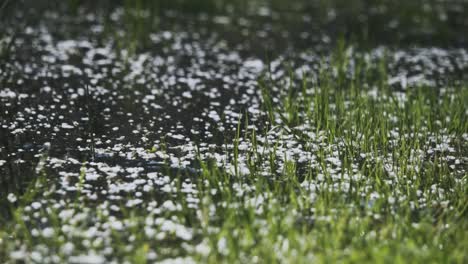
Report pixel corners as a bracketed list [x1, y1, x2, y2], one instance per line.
[2, 0, 468, 52]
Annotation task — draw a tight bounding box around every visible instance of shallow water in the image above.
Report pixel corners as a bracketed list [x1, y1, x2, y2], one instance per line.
[0, 1, 467, 262]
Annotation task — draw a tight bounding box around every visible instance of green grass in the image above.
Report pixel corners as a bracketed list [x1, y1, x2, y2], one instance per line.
[0, 1, 467, 262]
[1, 45, 467, 263]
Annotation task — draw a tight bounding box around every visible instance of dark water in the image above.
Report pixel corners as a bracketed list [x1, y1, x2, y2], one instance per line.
[2, 0, 468, 208]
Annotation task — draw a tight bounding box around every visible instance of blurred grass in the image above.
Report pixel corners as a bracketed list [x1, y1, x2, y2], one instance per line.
[1, 0, 467, 49]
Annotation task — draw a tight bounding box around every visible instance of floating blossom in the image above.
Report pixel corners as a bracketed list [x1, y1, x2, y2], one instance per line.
[69, 254, 106, 264]
[217, 237, 228, 255]
[42, 227, 55, 238]
[7, 193, 17, 203]
[243, 59, 264, 73]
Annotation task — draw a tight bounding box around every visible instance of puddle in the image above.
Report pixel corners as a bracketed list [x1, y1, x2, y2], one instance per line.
[0, 1, 467, 262]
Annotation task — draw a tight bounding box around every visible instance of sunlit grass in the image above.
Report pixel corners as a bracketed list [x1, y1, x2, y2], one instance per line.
[1, 49, 467, 262]
[0, 1, 467, 263]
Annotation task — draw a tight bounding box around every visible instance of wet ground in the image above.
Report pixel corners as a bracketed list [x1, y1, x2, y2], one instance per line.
[0, 0, 467, 263]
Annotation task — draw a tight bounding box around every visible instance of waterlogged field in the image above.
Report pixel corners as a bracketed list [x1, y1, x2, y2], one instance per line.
[0, 1, 467, 263]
